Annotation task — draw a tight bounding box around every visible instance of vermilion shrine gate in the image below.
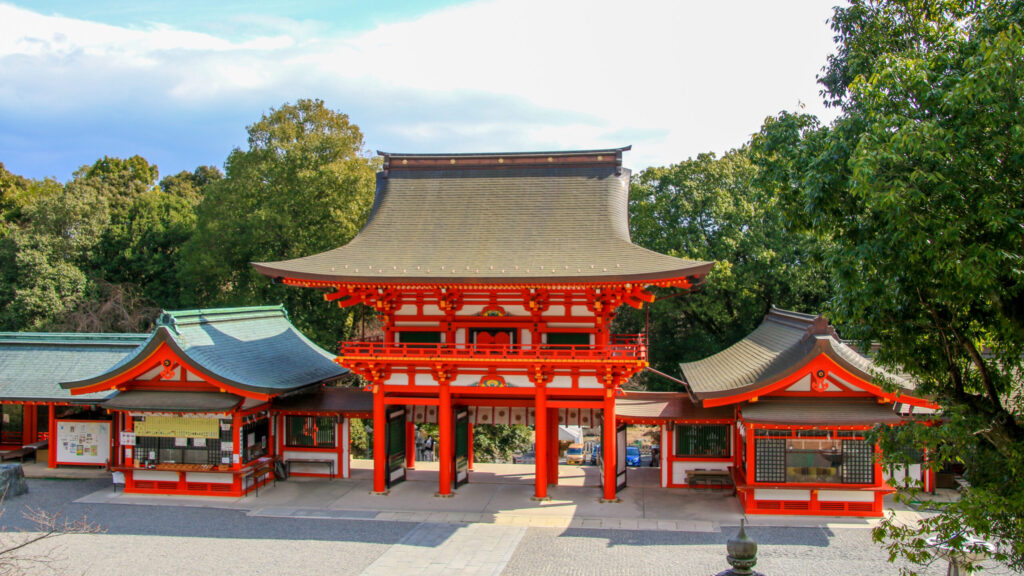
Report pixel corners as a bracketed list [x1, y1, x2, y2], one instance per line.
[253, 147, 713, 500]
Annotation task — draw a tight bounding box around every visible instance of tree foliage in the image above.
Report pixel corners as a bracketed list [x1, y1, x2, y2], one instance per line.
[751, 0, 1024, 570]
[615, 149, 831, 389]
[179, 98, 378, 346]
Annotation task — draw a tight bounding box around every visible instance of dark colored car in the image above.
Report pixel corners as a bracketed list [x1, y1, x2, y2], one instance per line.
[625, 445, 642, 466]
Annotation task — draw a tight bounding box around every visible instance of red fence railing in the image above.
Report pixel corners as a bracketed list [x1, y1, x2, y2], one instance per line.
[339, 334, 647, 363]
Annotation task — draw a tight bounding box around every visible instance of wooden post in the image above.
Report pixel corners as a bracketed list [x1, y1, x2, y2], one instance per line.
[372, 388, 387, 494]
[602, 390, 617, 501]
[533, 386, 548, 499]
[437, 385, 452, 496]
[47, 404, 57, 468]
[467, 422, 474, 470]
[405, 420, 416, 469]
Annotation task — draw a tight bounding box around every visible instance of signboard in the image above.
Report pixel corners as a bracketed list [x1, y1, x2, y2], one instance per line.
[120, 431, 136, 446]
[56, 420, 111, 465]
[133, 415, 220, 439]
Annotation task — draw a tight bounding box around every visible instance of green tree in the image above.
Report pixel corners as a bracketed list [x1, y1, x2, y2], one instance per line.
[615, 149, 830, 389]
[180, 99, 378, 346]
[159, 166, 222, 206]
[0, 184, 109, 330]
[751, 0, 1024, 570]
[471, 425, 534, 463]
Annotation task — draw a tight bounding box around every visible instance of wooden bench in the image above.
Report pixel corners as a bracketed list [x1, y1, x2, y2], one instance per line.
[243, 461, 276, 496]
[1, 448, 34, 462]
[285, 458, 334, 479]
[686, 469, 731, 490]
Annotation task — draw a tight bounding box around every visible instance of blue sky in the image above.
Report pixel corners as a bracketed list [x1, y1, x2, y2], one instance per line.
[0, 1, 839, 182]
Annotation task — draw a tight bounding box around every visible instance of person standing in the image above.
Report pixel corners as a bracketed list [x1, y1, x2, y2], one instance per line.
[423, 435, 435, 462]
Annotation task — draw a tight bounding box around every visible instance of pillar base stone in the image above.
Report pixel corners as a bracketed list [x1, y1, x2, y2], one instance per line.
[599, 497, 621, 504]
[531, 495, 551, 502]
[370, 489, 390, 496]
[434, 492, 455, 498]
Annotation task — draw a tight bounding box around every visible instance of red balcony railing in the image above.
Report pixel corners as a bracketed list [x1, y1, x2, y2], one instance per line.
[338, 334, 647, 364]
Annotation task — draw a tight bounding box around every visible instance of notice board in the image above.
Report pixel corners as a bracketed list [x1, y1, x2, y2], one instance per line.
[55, 420, 111, 465]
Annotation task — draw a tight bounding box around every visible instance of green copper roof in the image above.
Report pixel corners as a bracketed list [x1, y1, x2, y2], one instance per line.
[680, 307, 913, 403]
[253, 150, 713, 286]
[62, 305, 346, 394]
[0, 332, 148, 402]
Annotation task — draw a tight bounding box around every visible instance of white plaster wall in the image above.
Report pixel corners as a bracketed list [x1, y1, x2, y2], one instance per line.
[422, 305, 442, 316]
[460, 305, 486, 315]
[817, 490, 875, 502]
[787, 375, 811, 392]
[185, 472, 233, 484]
[577, 376, 602, 389]
[394, 321, 439, 327]
[754, 489, 811, 501]
[548, 375, 573, 389]
[569, 306, 592, 318]
[132, 470, 180, 482]
[884, 463, 922, 484]
[414, 373, 436, 386]
[384, 374, 408, 386]
[547, 322, 592, 329]
[456, 328, 466, 344]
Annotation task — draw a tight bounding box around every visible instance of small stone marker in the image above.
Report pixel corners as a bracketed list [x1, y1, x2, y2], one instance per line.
[0, 463, 29, 499]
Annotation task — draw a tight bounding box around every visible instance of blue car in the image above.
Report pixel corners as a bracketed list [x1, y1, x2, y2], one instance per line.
[625, 445, 641, 466]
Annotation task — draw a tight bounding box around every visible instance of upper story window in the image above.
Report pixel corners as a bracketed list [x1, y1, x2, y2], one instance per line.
[397, 332, 443, 344]
[545, 332, 590, 346]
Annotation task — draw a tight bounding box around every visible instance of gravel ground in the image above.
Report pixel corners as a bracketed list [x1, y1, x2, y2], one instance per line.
[0, 479, 1014, 576]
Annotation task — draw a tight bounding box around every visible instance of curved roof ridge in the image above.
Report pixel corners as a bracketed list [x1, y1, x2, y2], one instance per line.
[62, 306, 345, 395]
[680, 307, 914, 403]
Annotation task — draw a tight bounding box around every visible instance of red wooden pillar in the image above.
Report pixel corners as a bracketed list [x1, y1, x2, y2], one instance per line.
[47, 404, 57, 468]
[372, 388, 387, 494]
[745, 423, 755, 483]
[437, 385, 452, 496]
[405, 420, 416, 469]
[602, 390, 617, 501]
[533, 386, 548, 500]
[467, 422, 474, 470]
[231, 411, 242, 494]
[547, 407, 559, 485]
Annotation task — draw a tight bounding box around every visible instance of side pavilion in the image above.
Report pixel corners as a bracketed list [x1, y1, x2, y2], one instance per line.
[680, 307, 938, 516]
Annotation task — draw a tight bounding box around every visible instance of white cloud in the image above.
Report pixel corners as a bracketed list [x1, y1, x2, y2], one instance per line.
[0, 0, 839, 178]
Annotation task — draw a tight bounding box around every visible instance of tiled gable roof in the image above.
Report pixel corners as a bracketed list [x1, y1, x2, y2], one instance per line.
[62, 306, 346, 395]
[680, 307, 913, 402]
[0, 333, 148, 402]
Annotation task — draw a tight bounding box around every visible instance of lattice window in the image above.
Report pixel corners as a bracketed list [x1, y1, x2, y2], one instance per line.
[675, 424, 730, 458]
[756, 429, 790, 438]
[285, 416, 336, 448]
[842, 440, 875, 484]
[755, 439, 786, 483]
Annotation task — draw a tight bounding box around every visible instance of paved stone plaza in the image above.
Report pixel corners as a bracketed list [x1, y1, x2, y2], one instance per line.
[0, 462, 999, 575]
